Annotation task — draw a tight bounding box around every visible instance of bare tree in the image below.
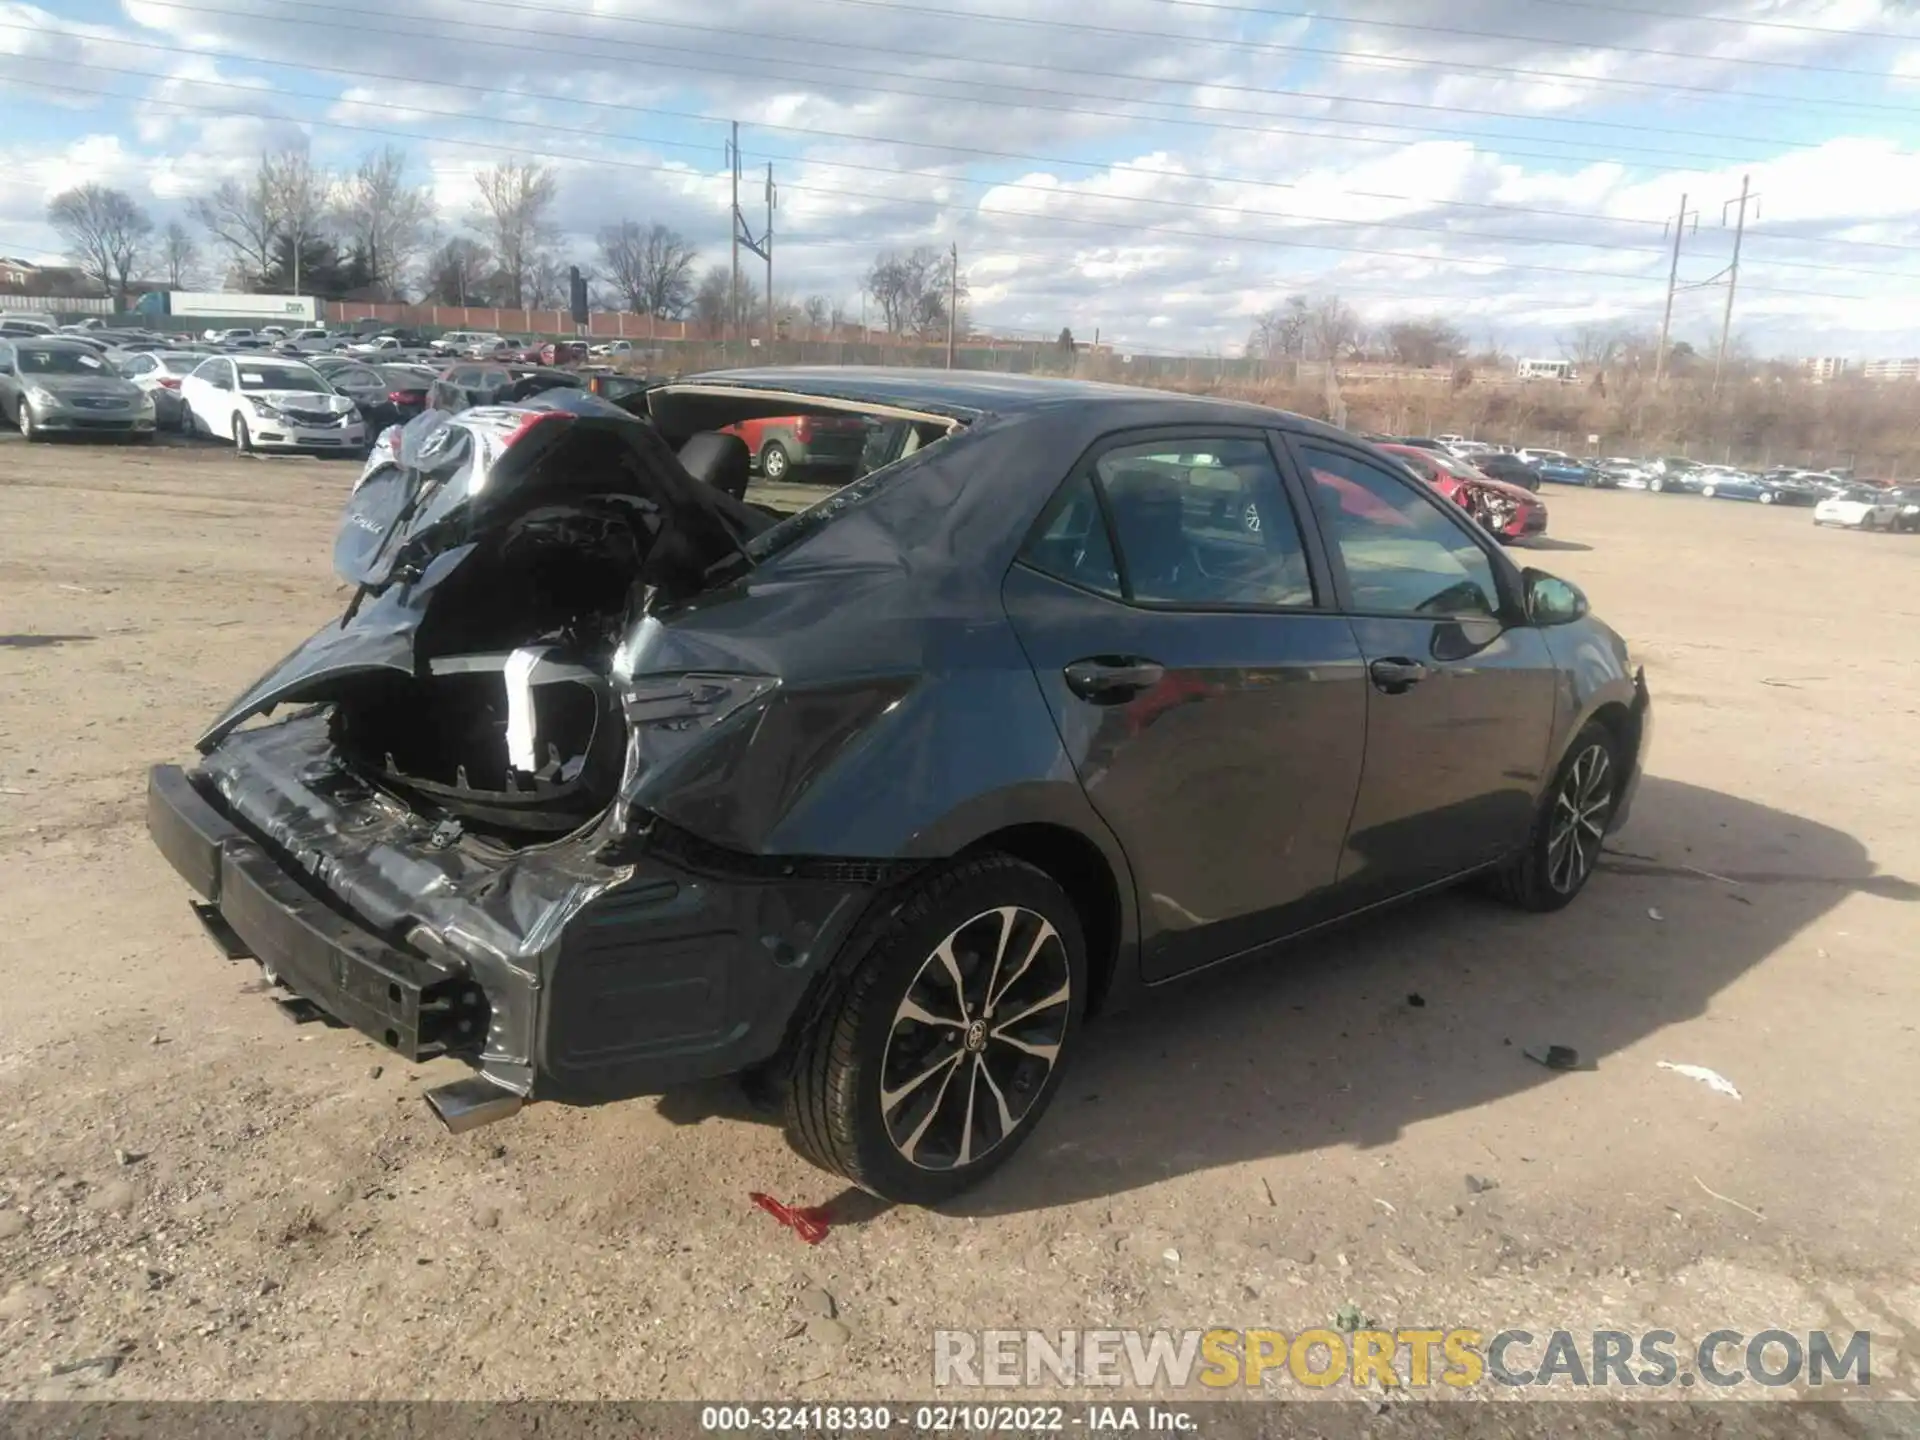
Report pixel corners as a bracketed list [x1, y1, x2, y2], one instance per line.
[692, 265, 729, 333]
[471, 159, 558, 309]
[189, 168, 279, 290]
[598, 220, 697, 317]
[1383, 317, 1465, 367]
[803, 294, 832, 335]
[1247, 295, 1310, 361]
[528, 256, 570, 311]
[46, 184, 153, 307]
[864, 246, 958, 337]
[1306, 294, 1360, 363]
[1560, 323, 1629, 371]
[159, 220, 199, 289]
[333, 146, 435, 298]
[422, 237, 495, 306]
[262, 149, 331, 295]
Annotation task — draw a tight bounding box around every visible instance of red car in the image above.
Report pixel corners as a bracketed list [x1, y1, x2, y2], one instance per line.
[719, 412, 869, 480]
[1376, 442, 1548, 543]
[539, 339, 589, 366]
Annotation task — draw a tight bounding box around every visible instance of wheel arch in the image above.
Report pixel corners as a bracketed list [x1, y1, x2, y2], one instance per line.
[958, 821, 1128, 1016]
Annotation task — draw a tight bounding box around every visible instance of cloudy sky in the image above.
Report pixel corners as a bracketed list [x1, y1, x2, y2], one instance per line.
[2, 0, 1918, 355]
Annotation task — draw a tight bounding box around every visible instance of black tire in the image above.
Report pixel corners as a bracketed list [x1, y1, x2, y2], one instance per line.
[759, 441, 791, 480]
[1649, 476, 1665, 493]
[233, 415, 253, 454]
[783, 853, 1088, 1205]
[1489, 721, 1622, 913]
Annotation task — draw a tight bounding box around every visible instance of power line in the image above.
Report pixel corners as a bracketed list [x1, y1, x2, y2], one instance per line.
[121, 0, 1862, 156]
[1108, 0, 1904, 75]
[106, 0, 1797, 170]
[118, 0, 1917, 137]
[0, 17, 1762, 213]
[13, 50, 1913, 286]
[1518, 0, 1915, 43]
[1, 70, 1891, 305]
[90, 3, 1920, 260]
[713, 0, 1920, 114]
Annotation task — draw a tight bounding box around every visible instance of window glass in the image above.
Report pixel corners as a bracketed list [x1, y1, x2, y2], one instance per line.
[190, 358, 228, 385]
[1299, 445, 1500, 617]
[1093, 437, 1313, 607]
[121, 355, 154, 377]
[1021, 472, 1121, 598]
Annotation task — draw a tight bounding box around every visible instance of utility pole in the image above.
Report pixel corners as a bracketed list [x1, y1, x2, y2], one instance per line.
[1714, 174, 1759, 395]
[945, 242, 958, 369]
[765, 164, 776, 349]
[727, 121, 741, 343]
[1653, 192, 1696, 387]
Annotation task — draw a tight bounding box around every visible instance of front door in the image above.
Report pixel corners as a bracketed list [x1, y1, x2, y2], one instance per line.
[1285, 439, 1559, 898]
[1003, 430, 1369, 981]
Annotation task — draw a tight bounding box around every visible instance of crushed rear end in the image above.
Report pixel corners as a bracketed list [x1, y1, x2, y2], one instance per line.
[147, 402, 892, 1118]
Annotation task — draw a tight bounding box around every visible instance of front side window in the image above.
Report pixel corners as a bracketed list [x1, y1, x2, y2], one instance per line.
[1091, 437, 1314, 608]
[1298, 444, 1501, 618]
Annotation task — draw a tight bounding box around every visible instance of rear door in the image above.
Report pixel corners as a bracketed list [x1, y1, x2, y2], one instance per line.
[1282, 438, 1559, 898]
[1004, 428, 1369, 981]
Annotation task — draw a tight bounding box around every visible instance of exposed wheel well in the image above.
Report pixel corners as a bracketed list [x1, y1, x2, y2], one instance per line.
[963, 823, 1124, 1015]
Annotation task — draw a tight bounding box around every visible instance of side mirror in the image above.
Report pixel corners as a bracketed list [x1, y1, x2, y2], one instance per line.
[1524, 568, 1588, 626]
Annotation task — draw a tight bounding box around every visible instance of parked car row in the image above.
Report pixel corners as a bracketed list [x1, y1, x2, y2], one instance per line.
[1401, 437, 1920, 532]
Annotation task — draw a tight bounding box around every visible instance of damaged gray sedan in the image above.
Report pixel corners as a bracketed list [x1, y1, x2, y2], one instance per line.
[149, 370, 1650, 1203]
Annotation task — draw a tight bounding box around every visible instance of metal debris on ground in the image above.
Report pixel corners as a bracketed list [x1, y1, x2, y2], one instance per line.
[1647, 907, 1664, 921]
[750, 1192, 832, 1245]
[1657, 1062, 1742, 1100]
[1523, 1044, 1580, 1071]
[1465, 1174, 1499, 1194]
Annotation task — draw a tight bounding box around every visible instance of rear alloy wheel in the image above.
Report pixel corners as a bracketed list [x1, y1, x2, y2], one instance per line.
[784, 854, 1087, 1204]
[759, 441, 791, 480]
[1489, 722, 1621, 913]
[1759, 490, 1776, 505]
[1649, 476, 1666, 493]
[233, 415, 253, 455]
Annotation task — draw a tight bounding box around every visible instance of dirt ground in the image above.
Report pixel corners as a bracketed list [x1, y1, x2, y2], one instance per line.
[1, 434, 1917, 1410]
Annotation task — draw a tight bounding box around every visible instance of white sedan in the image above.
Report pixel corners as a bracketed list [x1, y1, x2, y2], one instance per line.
[1813, 487, 1901, 529]
[178, 355, 366, 454]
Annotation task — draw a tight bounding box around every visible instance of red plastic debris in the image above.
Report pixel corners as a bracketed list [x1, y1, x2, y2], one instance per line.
[750, 1191, 832, 1244]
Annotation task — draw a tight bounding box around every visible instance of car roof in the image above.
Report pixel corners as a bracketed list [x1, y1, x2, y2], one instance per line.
[7, 336, 94, 351]
[678, 365, 1334, 431]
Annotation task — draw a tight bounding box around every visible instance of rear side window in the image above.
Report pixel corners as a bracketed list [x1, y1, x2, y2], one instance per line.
[1023, 473, 1121, 598]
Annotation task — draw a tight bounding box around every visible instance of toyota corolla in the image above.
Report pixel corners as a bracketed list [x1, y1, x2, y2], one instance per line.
[148, 370, 1650, 1203]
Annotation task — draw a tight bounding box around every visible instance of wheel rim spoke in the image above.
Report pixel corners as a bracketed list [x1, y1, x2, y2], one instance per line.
[977, 906, 1019, 1019]
[880, 1048, 962, 1115]
[882, 904, 1072, 1172]
[992, 977, 1072, 1033]
[988, 917, 1059, 1015]
[897, 1058, 966, 1165]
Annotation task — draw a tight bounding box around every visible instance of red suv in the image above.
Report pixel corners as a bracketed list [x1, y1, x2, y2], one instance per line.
[720, 413, 869, 480]
[540, 340, 589, 366]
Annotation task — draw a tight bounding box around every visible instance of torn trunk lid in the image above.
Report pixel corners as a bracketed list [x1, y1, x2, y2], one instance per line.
[199, 402, 762, 752]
